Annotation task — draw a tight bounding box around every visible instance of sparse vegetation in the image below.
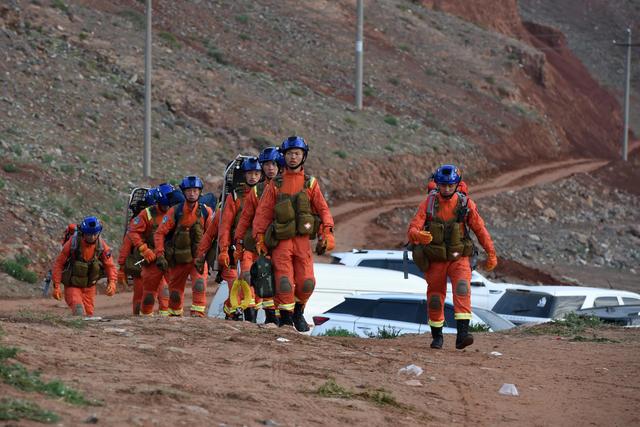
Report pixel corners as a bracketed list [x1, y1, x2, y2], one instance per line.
[384, 115, 398, 126]
[319, 327, 357, 337]
[51, 0, 68, 13]
[13, 310, 86, 329]
[239, 33, 251, 41]
[363, 86, 375, 97]
[1, 257, 37, 284]
[333, 150, 347, 159]
[343, 116, 357, 126]
[367, 325, 402, 339]
[159, 31, 180, 49]
[41, 154, 54, 164]
[522, 313, 606, 338]
[207, 48, 228, 65]
[235, 14, 249, 24]
[290, 87, 306, 97]
[316, 380, 402, 408]
[485, 76, 496, 85]
[469, 323, 491, 332]
[0, 178, 5, 190]
[117, 10, 145, 30]
[316, 379, 352, 398]
[2, 163, 19, 173]
[0, 398, 59, 424]
[388, 77, 400, 86]
[360, 389, 400, 407]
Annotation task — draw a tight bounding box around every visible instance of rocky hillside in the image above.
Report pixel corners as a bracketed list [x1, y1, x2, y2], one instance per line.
[0, 0, 630, 280]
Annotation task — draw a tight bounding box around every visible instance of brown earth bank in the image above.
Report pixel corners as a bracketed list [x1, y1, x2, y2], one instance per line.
[0, 302, 639, 427]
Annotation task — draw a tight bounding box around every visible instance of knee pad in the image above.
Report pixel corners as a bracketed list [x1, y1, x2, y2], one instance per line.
[143, 293, 155, 306]
[428, 295, 442, 310]
[455, 280, 469, 296]
[169, 290, 182, 303]
[193, 279, 205, 293]
[302, 278, 315, 293]
[279, 276, 292, 293]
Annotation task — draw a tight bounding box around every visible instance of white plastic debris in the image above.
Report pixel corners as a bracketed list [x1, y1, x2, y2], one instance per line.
[276, 337, 290, 343]
[398, 364, 423, 377]
[498, 383, 519, 396]
[490, 351, 503, 356]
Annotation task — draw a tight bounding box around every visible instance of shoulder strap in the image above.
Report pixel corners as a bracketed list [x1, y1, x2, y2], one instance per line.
[200, 204, 209, 222]
[455, 191, 469, 223]
[69, 231, 80, 262]
[173, 202, 185, 225]
[425, 190, 438, 222]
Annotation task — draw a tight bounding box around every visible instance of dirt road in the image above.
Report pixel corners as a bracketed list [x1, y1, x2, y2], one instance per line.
[332, 158, 609, 250]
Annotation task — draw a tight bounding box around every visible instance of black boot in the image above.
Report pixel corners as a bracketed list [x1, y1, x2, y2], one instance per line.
[430, 326, 443, 349]
[292, 303, 310, 332]
[264, 309, 278, 326]
[243, 307, 257, 323]
[455, 319, 474, 349]
[279, 310, 294, 327]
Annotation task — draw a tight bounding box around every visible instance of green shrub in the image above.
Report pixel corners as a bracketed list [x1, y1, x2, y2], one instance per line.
[0, 179, 5, 190]
[388, 77, 400, 86]
[384, 115, 398, 126]
[0, 398, 59, 423]
[469, 323, 490, 332]
[41, 154, 54, 164]
[51, 0, 68, 13]
[207, 48, 228, 65]
[290, 87, 306, 97]
[1, 259, 38, 283]
[239, 33, 251, 41]
[343, 117, 357, 126]
[59, 164, 74, 174]
[320, 327, 357, 337]
[159, 31, 180, 49]
[2, 163, 18, 173]
[367, 325, 401, 339]
[235, 14, 249, 24]
[363, 86, 375, 97]
[332, 150, 347, 159]
[316, 379, 352, 398]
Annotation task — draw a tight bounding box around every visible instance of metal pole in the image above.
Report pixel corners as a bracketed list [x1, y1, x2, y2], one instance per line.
[623, 28, 631, 161]
[355, 0, 363, 110]
[143, 0, 152, 178]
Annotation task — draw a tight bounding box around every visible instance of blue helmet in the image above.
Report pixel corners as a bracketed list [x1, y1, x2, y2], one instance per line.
[80, 216, 103, 235]
[258, 147, 283, 166]
[280, 136, 309, 154]
[156, 183, 175, 207]
[241, 156, 262, 172]
[145, 187, 159, 206]
[179, 175, 204, 191]
[433, 164, 462, 185]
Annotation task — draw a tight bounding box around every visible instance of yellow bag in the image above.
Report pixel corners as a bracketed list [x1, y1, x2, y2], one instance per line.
[229, 278, 252, 310]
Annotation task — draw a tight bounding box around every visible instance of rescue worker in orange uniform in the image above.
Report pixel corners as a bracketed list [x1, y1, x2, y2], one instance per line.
[408, 165, 497, 350]
[216, 157, 264, 321]
[51, 216, 117, 316]
[253, 136, 335, 331]
[234, 147, 283, 325]
[154, 176, 214, 317]
[127, 184, 174, 316]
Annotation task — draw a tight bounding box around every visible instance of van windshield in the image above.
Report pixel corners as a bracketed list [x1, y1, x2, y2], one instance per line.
[493, 290, 586, 319]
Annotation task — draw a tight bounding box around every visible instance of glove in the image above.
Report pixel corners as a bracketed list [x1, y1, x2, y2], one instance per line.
[409, 229, 433, 245]
[485, 252, 498, 272]
[156, 254, 169, 272]
[324, 226, 335, 252]
[256, 234, 267, 256]
[52, 284, 62, 301]
[105, 281, 116, 296]
[117, 268, 127, 287]
[234, 243, 244, 263]
[138, 244, 156, 263]
[218, 250, 230, 269]
[194, 257, 205, 275]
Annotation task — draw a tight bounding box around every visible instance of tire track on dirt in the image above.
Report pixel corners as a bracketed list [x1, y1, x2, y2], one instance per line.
[333, 158, 609, 251]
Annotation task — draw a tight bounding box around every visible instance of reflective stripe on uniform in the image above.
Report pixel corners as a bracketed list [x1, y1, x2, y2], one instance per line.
[279, 302, 295, 311]
[261, 299, 275, 309]
[190, 304, 206, 313]
[428, 319, 445, 328]
[158, 310, 169, 316]
[168, 308, 183, 316]
[254, 301, 263, 310]
[454, 312, 472, 320]
[140, 311, 154, 317]
[223, 304, 234, 315]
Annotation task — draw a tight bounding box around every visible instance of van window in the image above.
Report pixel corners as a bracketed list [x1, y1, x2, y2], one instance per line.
[493, 290, 586, 319]
[327, 298, 376, 316]
[593, 297, 620, 308]
[623, 298, 640, 305]
[359, 259, 387, 269]
[387, 260, 423, 277]
[371, 301, 420, 323]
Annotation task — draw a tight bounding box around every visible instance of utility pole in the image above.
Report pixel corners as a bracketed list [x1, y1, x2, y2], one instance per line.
[614, 28, 640, 161]
[355, 0, 363, 110]
[143, 0, 152, 178]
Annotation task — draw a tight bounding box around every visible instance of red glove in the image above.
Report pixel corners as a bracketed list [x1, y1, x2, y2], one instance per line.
[139, 244, 156, 263]
[256, 234, 267, 256]
[218, 250, 230, 268]
[409, 229, 433, 245]
[234, 244, 244, 263]
[105, 281, 116, 296]
[485, 252, 498, 272]
[117, 267, 127, 287]
[52, 284, 62, 301]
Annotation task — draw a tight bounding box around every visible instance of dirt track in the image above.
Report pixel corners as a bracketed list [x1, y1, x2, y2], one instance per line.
[333, 158, 608, 250]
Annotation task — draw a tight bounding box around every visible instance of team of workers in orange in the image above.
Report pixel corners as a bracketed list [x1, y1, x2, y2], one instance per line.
[48, 137, 496, 349]
[408, 164, 497, 349]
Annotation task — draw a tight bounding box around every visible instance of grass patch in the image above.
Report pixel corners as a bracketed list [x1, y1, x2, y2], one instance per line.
[13, 310, 86, 329]
[0, 398, 59, 423]
[522, 312, 606, 337]
[101, 91, 118, 101]
[2, 163, 19, 173]
[239, 33, 251, 41]
[0, 178, 4, 190]
[469, 323, 491, 333]
[207, 48, 228, 65]
[332, 150, 347, 159]
[316, 379, 352, 398]
[388, 77, 400, 86]
[59, 164, 74, 175]
[51, 0, 68, 13]
[41, 154, 54, 164]
[235, 14, 249, 24]
[398, 44, 410, 52]
[360, 389, 400, 407]
[319, 327, 357, 337]
[383, 115, 398, 126]
[290, 87, 306, 97]
[363, 86, 375, 97]
[0, 345, 19, 361]
[159, 31, 180, 49]
[343, 116, 357, 126]
[367, 325, 401, 339]
[1, 258, 37, 283]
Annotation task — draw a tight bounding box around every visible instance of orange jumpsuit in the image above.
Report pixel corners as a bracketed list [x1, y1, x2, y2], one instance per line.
[407, 192, 494, 327]
[253, 169, 333, 312]
[217, 188, 260, 315]
[234, 181, 275, 312]
[126, 207, 170, 316]
[52, 236, 117, 316]
[154, 202, 214, 317]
